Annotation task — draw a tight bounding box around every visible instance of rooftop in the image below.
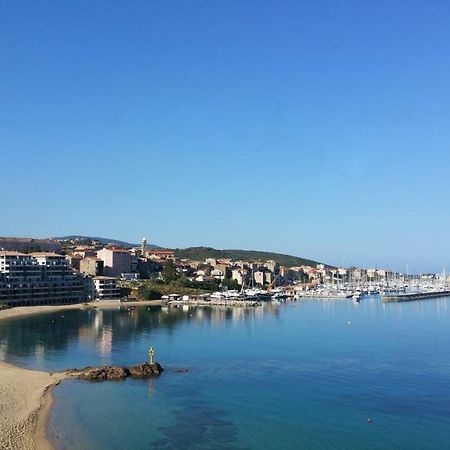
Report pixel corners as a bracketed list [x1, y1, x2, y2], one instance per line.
[0, 251, 29, 256]
[30, 252, 65, 257]
[100, 247, 130, 254]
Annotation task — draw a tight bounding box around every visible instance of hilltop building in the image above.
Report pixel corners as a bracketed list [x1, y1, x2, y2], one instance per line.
[72, 246, 98, 258]
[145, 249, 175, 260]
[97, 247, 132, 277]
[0, 237, 61, 253]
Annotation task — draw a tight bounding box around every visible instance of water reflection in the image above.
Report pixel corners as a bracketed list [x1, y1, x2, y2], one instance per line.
[4, 297, 450, 450]
[2, 297, 450, 372]
[0, 304, 280, 369]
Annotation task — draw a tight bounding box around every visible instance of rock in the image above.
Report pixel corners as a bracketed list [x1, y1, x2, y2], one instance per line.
[66, 362, 163, 381]
[129, 362, 163, 377]
[76, 366, 130, 381]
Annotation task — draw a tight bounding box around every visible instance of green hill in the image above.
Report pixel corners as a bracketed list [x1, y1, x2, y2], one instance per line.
[53, 236, 161, 249]
[173, 247, 322, 267]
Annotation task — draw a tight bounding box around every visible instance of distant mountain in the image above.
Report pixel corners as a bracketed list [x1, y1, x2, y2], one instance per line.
[173, 247, 323, 268]
[52, 235, 161, 249]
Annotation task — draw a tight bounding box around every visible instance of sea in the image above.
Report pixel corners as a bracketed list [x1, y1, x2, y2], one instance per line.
[1, 297, 450, 449]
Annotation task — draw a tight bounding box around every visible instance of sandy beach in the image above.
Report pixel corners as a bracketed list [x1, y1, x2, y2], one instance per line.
[0, 361, 65, 450]
[0, 299, 162, 321]
[0, 300, 161, 449]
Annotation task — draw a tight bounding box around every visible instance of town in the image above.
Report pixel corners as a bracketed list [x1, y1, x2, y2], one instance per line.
[0, 235, 448, 308]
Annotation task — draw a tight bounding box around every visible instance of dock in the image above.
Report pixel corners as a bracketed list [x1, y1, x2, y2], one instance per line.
[381, 290, 450, 302]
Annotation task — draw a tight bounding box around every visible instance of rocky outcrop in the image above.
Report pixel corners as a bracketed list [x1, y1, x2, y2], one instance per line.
[66, 362, 163, 381]
[128, 362, 163, 377]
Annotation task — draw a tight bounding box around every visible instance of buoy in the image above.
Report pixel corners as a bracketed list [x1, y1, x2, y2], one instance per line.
[367, 418, 373, 424]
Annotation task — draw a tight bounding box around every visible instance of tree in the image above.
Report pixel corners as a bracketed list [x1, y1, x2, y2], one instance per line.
[162, 259, 178, 283]
[140, 286, 162, 300]
[221, 278, 239, 290]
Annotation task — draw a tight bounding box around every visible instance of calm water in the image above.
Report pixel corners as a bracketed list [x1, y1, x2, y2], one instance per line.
[2, 298, 450, 449]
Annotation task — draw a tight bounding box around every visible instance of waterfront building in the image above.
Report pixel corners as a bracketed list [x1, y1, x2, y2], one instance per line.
[254, 270, 265, 285]
[231, 268, 246, 286]
[265, 271, 275, 284]
[264, 260, 279, 274]
[0, 236, 61, 253]
[97, 248, 132, 277]
[0, 251, 86, 307]
[91, 276, 121, 299]
[351, 268, 364, 282]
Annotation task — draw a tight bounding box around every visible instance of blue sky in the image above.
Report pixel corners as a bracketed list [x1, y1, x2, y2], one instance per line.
[1, 0, 450, 272]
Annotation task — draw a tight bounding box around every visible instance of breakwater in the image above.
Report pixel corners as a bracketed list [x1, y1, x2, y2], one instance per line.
[381, 290, 450, 302]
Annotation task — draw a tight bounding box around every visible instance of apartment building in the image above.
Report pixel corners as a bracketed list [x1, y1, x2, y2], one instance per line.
[0, 251, 86, 307]
[91, 276, 121, 299]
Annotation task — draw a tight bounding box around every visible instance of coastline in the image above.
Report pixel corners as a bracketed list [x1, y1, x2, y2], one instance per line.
[0, 299, 162, 321]
[0, 360, 66, 450]
[0, 300, 161, 450]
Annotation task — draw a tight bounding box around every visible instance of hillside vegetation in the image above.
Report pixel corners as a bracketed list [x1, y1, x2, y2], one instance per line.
[173, 247, 322, 267]
[53, 236, 161, 249]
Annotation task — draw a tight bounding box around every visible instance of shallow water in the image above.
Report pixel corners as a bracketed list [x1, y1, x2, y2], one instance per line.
[1, 298, 450, 449]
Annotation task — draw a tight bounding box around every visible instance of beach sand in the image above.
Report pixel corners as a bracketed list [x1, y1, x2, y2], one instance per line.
[0, 299, 161, 321]
[0, 300, 161, 449]
[0, 361, 65, 450]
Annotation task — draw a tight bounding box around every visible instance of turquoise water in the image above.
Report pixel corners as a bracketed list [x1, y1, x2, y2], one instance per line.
[2, 298, 450, 449]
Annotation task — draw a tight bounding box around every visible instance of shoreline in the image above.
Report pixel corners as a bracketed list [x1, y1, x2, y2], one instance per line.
[0, 300, 161, 450]
[0, 360, 66, 450]
[0, 299, 162, 321]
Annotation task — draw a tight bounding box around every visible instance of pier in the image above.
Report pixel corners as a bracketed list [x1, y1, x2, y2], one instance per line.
[381, 290, 450, 302]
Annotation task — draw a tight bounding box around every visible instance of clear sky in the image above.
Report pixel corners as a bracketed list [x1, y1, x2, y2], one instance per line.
[2, 0, 450, 273]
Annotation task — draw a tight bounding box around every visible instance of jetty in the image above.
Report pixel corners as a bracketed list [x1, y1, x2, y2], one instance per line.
[381, 290, 450, 302]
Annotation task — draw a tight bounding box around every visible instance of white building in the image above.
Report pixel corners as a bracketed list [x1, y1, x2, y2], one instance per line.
[91, 276, 121, 299]
[0, 251, 86, 307]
